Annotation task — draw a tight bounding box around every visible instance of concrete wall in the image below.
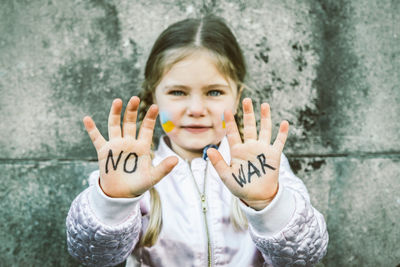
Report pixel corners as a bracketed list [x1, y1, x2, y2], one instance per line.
[0, 0, 398, 266]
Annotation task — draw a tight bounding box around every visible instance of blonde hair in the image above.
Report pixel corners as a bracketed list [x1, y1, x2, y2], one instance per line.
[138, 15, 250, 247]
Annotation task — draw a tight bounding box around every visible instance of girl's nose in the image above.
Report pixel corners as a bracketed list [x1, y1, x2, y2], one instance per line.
[187, 95, 206, 117]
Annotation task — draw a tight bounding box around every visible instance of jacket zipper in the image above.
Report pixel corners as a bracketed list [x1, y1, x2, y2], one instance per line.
[187, 159, 213, 267]
[202, 189, 212, 267]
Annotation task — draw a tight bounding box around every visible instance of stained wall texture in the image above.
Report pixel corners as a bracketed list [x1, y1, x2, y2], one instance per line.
[0, 0, 399, 266]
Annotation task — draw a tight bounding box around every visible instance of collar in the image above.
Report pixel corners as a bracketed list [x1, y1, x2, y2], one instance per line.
[153, 135, 231, 182]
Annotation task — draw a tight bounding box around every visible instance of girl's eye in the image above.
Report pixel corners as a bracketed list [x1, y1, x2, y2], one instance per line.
[169, 90, 185, 96]
[207, 90, 223, 96]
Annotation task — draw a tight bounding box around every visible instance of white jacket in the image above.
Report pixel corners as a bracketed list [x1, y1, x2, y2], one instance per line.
[66, 135, 328, 266]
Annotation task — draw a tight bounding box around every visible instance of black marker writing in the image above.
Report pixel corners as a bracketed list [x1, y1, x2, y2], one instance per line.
[247, 160, 261, 183]
[232, 164, 247, 187]
[106, 150, 123, 174]
[256, 153, 276, 173]
[123, 152, 138, 173]
[232, 153, 276, 187]
[105, 149, 139, 174]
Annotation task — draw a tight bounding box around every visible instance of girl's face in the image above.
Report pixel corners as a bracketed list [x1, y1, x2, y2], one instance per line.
[154, 51, 240, 159]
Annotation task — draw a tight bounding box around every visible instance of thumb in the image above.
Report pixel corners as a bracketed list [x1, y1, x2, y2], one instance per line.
[207, 148, 230, 182]
[150, 156, 179, 184]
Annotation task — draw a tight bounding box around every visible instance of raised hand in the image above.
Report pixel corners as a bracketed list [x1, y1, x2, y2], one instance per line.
[207, 98, 289, 210]
[83, 97, 178, 198]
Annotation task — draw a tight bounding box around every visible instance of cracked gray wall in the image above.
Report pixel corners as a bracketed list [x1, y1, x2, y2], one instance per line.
[0, 0, 398, 266]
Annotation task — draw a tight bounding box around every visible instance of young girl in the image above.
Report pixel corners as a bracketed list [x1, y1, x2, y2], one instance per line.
[66, 15, 328, 266]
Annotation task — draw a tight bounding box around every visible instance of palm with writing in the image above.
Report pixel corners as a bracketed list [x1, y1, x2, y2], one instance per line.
[83, 97, 178, 198]
[207, 98, 289, 210]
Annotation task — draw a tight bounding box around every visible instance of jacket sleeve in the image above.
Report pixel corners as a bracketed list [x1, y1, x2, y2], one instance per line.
[238, 154, 329, 266]
[66, 170, 145, 267]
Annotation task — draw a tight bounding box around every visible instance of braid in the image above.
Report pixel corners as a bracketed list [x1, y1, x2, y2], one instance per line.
[138, 83, 158, 152]
[234, 104, 244, 141]
[137, 83, 162, 247]
[231, 83, 254, 232]
[138, 83, 154, 125]
[233, 83, 246, 141]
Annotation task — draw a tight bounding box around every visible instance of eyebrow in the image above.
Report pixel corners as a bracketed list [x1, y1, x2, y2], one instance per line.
[164, 84, 231, 90]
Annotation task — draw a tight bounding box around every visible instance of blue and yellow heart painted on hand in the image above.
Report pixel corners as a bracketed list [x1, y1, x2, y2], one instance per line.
[160, 111, 175, 133]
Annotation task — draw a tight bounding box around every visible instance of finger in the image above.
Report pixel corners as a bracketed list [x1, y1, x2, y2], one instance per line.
[150, 156, 178, 185]
[207, 148, 231, 180]
[224, 109, 242, 147]
[273, 120, 289, 152]
[259, 103, 272, 144]
[137, 104, 158, 150]
[242, 98, 257, 141]
[108, 98, 123, 140]
[83, 116, 106, 151]
[122, 96, 140, 138]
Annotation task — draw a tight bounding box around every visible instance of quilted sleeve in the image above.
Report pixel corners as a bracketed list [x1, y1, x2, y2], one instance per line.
[66, 170, 145, 267]
[238, 154, 329, 266]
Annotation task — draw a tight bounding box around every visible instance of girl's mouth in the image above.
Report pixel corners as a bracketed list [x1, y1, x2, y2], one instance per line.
[182, 125, 212, 133]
